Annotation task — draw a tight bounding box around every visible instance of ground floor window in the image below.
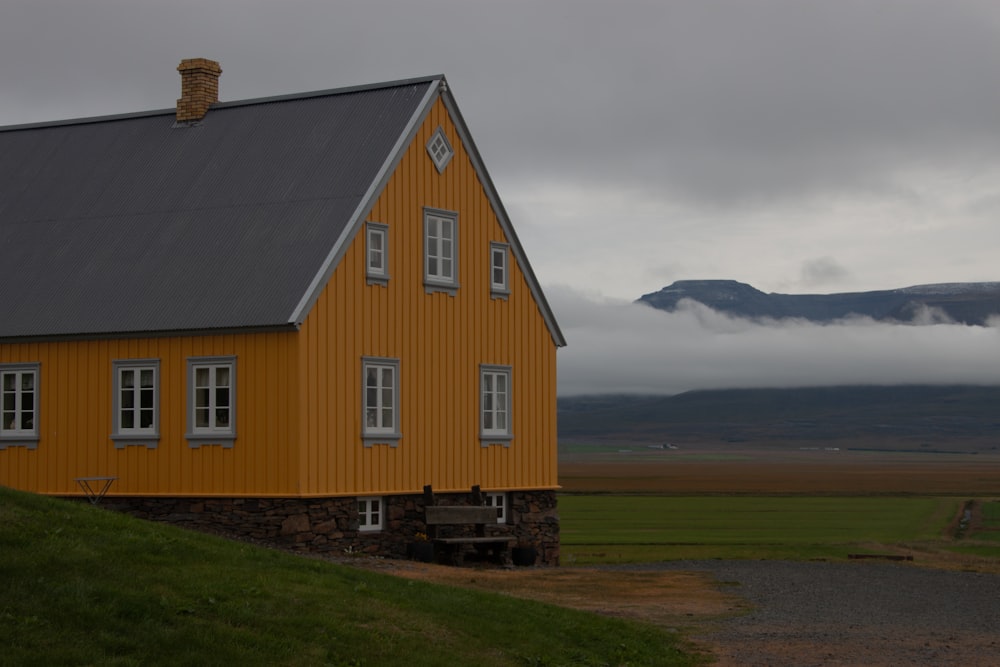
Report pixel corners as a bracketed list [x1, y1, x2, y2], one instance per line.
[0, 363, 39, 448]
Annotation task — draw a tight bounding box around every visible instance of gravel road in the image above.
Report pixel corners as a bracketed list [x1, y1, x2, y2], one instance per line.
[610, 561, 1000, 666]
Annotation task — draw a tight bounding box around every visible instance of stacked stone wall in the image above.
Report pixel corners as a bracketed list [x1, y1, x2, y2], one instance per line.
[102, 490, 559, 565]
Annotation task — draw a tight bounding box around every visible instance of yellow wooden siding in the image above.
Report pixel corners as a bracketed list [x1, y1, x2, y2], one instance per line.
[297, 98, 559, 496]
[0, 332, 301, 496]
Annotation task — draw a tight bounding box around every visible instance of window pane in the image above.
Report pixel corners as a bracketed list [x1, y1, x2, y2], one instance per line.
[216, 367, 230, 387]
[121, 412, 134, 429]
[22, 374, 34, 391]
[216, 387, 229, 409]
[216, 408, 229, 427]
[140, 389, 153, 409]
[122, 390, 135, 409]
[121, 370, 135, 389]
[196, 407, 210, 428]
[140, 410, 153, 429]
[22, 392, 33, 412]
[196, 387, 210, 409]
[195, 368, 209, 387]
[380, 368, 393, 390]
[140, 370, 154, 388]
[2, 374, 13, 391]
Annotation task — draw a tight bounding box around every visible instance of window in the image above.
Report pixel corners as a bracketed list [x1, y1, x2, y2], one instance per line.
[112, 359, 160, 448]
[423, 208, 458, 293]
[490, 242, 509, 298]
[426, 126, 454, 173]
[358, 497, 383, 532]
[484, 492, 508, 524]
[480, 365, 513, 445]
[186, 356, 236, 448]
[362, 357, 400, 446]
[366, 222, 389, 285]
[0, 363, 39, 449]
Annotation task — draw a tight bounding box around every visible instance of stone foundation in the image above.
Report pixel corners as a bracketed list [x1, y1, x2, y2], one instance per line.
[103, 489, 559, 565]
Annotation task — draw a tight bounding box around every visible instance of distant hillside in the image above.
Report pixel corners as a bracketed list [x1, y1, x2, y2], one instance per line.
[559, 385, 1000, 451]
[637, 280, 1000, 325]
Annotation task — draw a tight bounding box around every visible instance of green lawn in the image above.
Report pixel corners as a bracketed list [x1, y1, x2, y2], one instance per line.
[0, 487, 702, 667]
[560, 495, 962, 564]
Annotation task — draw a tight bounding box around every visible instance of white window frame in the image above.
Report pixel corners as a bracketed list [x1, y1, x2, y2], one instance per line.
[361, 357, 400, 447]
[0, 363, 40, 449]
[186, 356, 236, 448]
[366, 222, 389, 286]
[111, 359, 160, 449]
[490, 242, 510, 299]
[480, 364, 513, 446]
[484, 492, 508, 524]
[423, 208, 459, 294]
[426, 126, 454, 173]
[358, 496, 383, 532]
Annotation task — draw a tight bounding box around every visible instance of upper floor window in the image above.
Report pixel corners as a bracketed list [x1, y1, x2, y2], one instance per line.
[112, 359, 160, 448]
[186, 356, 236, 448]
[480, 364, 513, 445]
[366, 222, 389, 286]
[424, 208, 459, 294]
[362, 357, 400, 447]
[490, 242, 510, 298]
[0, 363, 39, 449]
[426, 126, 454, 173]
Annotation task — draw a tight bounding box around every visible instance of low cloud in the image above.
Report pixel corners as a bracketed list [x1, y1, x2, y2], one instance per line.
[550, 286, 1000, 396]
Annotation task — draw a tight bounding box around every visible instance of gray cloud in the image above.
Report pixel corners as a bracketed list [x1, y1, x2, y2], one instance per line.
[551, 286, 1000, 395]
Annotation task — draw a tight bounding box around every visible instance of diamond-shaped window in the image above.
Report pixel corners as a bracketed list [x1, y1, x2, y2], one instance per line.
[426, 127, 454, 173]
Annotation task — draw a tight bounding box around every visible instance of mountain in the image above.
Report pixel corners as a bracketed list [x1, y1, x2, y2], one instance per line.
[558, 385, 1000, 452]
[637, 280, 1000, 325]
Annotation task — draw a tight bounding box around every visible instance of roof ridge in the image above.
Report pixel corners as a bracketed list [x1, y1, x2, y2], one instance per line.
[0, 74, 446, 133]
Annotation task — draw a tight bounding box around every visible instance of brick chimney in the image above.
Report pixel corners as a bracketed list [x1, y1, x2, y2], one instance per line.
[176, 58, 222, 123]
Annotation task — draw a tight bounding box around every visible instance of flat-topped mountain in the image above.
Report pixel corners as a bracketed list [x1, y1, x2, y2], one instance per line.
[637, 280, 1000, 325]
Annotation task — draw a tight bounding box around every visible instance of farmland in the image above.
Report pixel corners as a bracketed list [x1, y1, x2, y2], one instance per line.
[557, 441, 1000, 569]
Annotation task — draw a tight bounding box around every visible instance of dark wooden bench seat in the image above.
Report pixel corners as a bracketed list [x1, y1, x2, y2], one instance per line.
[422, 490, 514, 565]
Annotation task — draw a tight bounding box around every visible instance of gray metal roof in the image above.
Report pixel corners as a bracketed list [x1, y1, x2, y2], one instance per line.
[0, 77, 440, 339]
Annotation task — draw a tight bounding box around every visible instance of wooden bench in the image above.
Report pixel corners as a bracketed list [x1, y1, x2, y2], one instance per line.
[423, 485, 514, 565]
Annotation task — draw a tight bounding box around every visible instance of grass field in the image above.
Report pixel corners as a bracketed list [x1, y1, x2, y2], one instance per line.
[0, 487, 702, 667]
[559, 495, 999, 565]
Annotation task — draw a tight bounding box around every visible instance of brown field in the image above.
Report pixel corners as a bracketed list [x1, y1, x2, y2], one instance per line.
[559, 448, 1000, 495]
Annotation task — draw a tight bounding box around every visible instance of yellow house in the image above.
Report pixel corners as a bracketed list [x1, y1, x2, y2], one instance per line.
[0, 60, 565, 564]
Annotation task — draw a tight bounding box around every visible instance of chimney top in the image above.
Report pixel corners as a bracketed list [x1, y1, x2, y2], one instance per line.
[176, 58, 222, 123]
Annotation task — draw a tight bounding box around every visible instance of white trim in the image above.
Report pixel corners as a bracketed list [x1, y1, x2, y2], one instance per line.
[0, 362, 40, 448]
[480, 364, 513, 445]
[361, 357, 401, 446]
[365, 222, 390, 286]
[186, 356, 237, 448]
[423, 207, 459, 294]
[358, 496, 384, 532]
[111, 359, 160, 448]
[484, 491, 508, 524]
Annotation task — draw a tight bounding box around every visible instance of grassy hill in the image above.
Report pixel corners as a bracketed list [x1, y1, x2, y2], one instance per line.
[0, 487, 700, 666]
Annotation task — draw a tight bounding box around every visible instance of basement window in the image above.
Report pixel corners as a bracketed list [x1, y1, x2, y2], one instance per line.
[484, 492, 508, 523]
[426, 126, 454, 173]
[358, 497, 383, 532]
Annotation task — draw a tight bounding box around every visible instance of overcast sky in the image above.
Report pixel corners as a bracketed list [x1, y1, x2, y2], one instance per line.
[3, 0, 999, 394]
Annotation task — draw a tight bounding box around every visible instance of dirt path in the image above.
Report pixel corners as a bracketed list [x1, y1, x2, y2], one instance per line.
[347, 556, 1000, 665]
